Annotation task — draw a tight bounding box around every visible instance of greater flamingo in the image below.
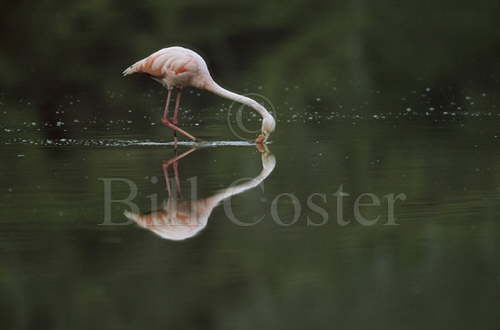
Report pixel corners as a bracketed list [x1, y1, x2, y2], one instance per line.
[123, 46, 276, 143]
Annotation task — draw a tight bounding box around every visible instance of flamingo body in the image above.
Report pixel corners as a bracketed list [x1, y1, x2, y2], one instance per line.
[123, 46, 275, 143]
[123, 47, 209, 89]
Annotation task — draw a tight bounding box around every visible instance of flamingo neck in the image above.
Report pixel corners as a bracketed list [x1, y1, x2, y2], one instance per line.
[204, 80, 275, 132]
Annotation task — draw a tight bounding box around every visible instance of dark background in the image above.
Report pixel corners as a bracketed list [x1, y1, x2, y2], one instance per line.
[1, 1, 500, 329]
[1, 0, 500, 138]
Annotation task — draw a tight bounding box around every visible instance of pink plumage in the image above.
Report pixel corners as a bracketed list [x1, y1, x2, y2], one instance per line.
[123, 46, 275, 143]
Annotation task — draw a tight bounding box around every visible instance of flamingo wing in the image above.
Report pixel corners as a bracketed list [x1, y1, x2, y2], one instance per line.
[122, 47, 194, 78]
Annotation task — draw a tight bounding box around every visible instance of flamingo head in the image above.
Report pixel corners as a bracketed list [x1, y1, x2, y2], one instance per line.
[256, 116, 276, 144]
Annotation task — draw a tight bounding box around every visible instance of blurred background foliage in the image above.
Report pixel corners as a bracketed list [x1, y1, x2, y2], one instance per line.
[1, 0, 500, 127]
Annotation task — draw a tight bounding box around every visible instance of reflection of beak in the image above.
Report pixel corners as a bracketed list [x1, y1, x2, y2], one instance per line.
[256, 143, 267, 153]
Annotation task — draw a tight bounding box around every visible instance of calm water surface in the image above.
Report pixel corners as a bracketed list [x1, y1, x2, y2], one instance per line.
[1, 118, 500, 329]
[3, 0, 500, 327]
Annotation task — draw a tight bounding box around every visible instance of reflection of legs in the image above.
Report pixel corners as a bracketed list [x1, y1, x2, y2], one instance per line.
[162, 148, 197, 197]
[162, 163, 172, 197]
[173, 154, 181, 195]
[161, 88, 197, 141]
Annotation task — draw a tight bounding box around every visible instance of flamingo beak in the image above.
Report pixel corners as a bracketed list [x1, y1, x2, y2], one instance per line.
[256, 133, 267, 144]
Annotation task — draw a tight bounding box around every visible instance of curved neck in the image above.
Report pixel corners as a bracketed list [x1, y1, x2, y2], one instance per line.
[206, 154, 275, 206]
[204, 80, 274, 128]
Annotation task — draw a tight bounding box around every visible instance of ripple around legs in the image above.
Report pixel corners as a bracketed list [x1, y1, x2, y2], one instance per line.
[0, 138, 267, 147]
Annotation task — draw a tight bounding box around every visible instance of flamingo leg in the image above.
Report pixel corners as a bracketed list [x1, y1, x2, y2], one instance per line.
[162, 88, 173, 122]
[161, 88, 197, 141]
[172, 89, 183, 144]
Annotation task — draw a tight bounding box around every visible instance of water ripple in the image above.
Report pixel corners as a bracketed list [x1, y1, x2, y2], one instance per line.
[1, 138, 260, 148]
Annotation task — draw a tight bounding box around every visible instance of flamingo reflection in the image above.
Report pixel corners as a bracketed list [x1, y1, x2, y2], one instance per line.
[124, 147, 276, 241]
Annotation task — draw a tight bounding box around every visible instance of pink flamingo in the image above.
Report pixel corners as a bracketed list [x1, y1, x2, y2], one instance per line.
[123, 46, 276, 143]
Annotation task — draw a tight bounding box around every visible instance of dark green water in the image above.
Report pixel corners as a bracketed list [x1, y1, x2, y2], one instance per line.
[1, 117, 500, 329]
[2, 0, 500, 328]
